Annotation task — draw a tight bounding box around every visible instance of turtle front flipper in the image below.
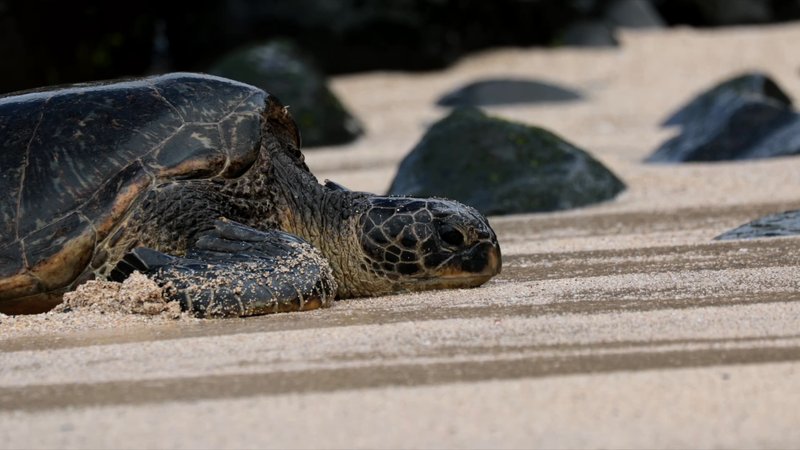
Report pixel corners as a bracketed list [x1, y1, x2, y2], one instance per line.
[113, 220, 337, 318]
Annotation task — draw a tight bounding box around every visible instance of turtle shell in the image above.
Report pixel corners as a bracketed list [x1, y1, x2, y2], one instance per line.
[0, 73, 292, 313]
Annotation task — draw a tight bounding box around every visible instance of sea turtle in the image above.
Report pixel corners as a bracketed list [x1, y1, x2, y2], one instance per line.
[0, 73, 501, 317]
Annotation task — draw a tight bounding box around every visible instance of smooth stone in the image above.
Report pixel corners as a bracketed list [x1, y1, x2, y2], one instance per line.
[559, 20, 619, 47]
[436, 78, 583, 107]
[715, 209, 800, 240]
[648, 96, 800, 162]
[209, 40, 363, 148]
[388, 108, 625, 216]
[605, 0, 665, 28]
[691, 0, 773, 25]
[662, 72, 792, 127]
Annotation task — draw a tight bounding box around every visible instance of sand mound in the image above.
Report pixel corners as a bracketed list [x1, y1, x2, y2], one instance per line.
[55, 272, 181, 319]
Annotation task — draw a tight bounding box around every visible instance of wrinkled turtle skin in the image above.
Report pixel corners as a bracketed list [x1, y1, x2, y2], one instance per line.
[0, 73, 501, 317]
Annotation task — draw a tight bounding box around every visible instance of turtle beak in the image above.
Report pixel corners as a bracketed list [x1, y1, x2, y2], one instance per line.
[436, 238, 501, 286]
[462, 240, 502, 276]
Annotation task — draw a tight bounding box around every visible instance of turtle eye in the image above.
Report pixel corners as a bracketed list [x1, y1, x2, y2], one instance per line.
[439, 224, 465, 247]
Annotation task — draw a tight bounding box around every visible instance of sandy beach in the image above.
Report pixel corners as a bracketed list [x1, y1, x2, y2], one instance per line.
[3, 23, 800, 448]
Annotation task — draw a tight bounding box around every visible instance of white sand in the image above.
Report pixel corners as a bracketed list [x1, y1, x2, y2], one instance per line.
[3, 362, 800, 449]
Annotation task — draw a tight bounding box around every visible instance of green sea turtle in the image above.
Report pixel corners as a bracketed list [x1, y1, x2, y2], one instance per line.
[0, 73, 501, 317]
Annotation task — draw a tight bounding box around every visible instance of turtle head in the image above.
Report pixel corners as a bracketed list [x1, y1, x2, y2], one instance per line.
[348, 196, 502, 296]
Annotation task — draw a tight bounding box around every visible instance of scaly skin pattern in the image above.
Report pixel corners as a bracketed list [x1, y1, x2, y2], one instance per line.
[249, 133, 502, 298]
[94, 125, 501, 301]
[102, 115, 501, 298]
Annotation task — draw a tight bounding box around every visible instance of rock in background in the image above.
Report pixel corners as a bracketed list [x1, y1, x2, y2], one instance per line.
[6, 1, 800, 94]
[436, 78, 583, 107]
[655, 0, 780, 26]
[388, 108, 625, 216]
[662, 72, 792, 126]
[647, 72, 800, 162]
[209, 40, 362, 148]
[716, 209, 800, 240]
[558, 0, 665, 47]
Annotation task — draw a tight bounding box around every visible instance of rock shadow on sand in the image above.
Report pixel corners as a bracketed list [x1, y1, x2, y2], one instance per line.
[436, 78, 583, 107]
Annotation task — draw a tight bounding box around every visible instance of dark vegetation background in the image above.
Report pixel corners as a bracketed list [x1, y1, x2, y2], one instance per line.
[1, 0, 799, 94]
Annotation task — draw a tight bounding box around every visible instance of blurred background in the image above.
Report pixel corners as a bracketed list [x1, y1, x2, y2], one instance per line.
[3, 0, 800, 95]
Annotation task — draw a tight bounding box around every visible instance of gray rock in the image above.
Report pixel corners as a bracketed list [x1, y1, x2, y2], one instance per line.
[558, 0, 664, 48]
[175, 0, 592, 74]
[605, 0, 665, 28]
[648, 96, 800, 162]
[560, 20, 619, 47]
[715, 209, 800, 240]
[694, 0, 772, 25]
[648, 73, 800, 163]
[436, 78, 583, 107]
[209, 40, 363, 148]
[662, 72, 792, 127]
[388, 108, 625, 216]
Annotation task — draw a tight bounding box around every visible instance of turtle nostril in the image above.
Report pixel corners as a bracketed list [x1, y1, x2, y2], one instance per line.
[439, 225, 464, 247]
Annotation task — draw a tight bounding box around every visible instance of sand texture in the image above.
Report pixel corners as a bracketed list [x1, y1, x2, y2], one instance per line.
[3, 24, 800, 448]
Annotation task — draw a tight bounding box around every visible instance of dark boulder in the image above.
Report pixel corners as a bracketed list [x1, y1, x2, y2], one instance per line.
[436, 78, 583, 107]
[648, 97, 800, 162]
[209, 40, 363, 148]
[695, 0, 772, 24]
[654, 0, 773, 26]
[559, 20, 619, 47]
[605, 0, 665, 28]
[165, 0, 589, 74]
[557, 0, 665, 48]
[662, 72, 792, 127]
[715, 209, 800, 240]
[647, 73, 800, 163]
[388, 108, 625, 216]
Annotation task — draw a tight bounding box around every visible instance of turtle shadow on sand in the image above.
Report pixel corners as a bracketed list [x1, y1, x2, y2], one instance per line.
[436, 78, 583, 107]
